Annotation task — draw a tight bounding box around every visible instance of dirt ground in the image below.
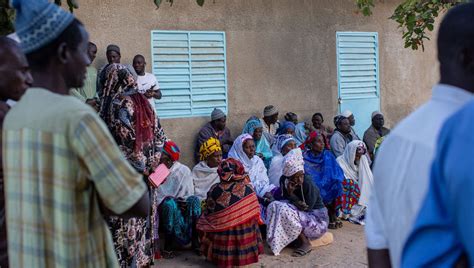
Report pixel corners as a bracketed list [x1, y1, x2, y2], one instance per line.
[154, 223, 367, 268]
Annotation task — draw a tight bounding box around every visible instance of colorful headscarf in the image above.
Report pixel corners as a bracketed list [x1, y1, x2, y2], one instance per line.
[163, 140, 180, 161]
[272, 134, 296, 155]
[242, 116, 263, 135]
[301, 131, 330, 151]
[276, 121, 296, 135]
[294, 122, 307, 146]
[333, 115, 346, 128]
[199, 137, 222, 161]
[217, 158, 249, 182]
[282, 148, 304, 177]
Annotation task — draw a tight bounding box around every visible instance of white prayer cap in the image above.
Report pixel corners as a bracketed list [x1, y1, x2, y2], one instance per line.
[372, 111, 383, 119]
[341, 110, 352, 118]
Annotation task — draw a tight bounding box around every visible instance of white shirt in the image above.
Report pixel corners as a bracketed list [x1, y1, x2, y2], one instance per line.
[365, 84, 473, 268]
[137, 73, 159, 112]
[136, 73, 158, 94]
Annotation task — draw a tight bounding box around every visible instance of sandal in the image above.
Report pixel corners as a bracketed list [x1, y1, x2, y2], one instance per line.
[291, 247, 312, 257]
[162, 250, 176, 259]
[336, 219, 343, 229]
[328, 222, 337, 229]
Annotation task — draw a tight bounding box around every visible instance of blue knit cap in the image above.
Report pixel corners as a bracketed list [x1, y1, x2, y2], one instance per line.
[11, 0, 75, 54]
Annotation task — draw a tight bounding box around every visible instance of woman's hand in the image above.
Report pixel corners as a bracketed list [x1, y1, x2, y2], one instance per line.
[294, 200, 309, 211]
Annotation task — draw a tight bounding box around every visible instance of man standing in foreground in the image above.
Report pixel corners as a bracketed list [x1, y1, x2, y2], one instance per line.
[402, 3, 474, 267]
[6, 0, 150, 267]
[0, 36, 33, 268]
[365, 3, 474, 267]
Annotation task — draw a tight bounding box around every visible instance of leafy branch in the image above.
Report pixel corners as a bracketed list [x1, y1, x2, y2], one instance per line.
[356, 0, 464, 50]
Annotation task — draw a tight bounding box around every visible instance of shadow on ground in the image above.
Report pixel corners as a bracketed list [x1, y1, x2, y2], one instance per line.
[154, 222, 367, 267]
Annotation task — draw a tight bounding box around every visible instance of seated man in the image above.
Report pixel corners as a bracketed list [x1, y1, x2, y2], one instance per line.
[363, 111, 390, 159]
[330, 115, 358, 157]
[156, 141, 201, 258]
[342, 110, 360, 140]
[260, 105, 280, 145]
[195, 108, 232, 162]
[193, 137, 223, 201]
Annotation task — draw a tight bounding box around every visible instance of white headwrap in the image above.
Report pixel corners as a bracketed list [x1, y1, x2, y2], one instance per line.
[336, 140, 374, 207]
[282, 148, 304, 177]
[228, 133, 276, 197]
[341, 110, 353, 118]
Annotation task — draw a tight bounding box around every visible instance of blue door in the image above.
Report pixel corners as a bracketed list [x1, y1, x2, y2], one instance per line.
[336, 32, 380, 138]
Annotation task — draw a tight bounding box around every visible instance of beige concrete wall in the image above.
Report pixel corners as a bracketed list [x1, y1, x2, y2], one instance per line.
[76, 0, 439, 166]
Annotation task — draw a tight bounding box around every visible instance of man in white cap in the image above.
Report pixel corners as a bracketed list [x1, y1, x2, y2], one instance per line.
[363, 111, 390, 159]
[260, 105, 280, 144]
[195, 108, 233, 162]
[341, 110, 360, 140]
[5, 0, 149, 266]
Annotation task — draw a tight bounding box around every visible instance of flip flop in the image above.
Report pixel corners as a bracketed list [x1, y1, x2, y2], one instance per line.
[292, 247, 312, 257]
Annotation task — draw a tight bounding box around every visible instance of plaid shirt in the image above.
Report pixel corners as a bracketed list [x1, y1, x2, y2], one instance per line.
[3, 88, 146, 267]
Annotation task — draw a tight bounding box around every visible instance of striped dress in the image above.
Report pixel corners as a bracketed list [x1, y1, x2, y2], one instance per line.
[197, 179, 263, 267]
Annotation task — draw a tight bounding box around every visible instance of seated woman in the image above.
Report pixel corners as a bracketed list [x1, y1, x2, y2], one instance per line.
[302, 131, 344, 229]
[335, 140, 374, 225]
[294, 122, 308, 147]
[228, 134, 276, 201]
[242, 117, 273, 169]
[311, 112, 334, 138]
[197, 158, 264, 267]
[155, 141, 201, 258]
[276, 121, 296, 136]
[193, 137, 223, 201]
[266, 148, 329, 257]
[268, 134, 297, 186]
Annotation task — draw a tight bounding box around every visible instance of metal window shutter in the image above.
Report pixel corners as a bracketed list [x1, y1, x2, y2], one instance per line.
[336, 32, 379, 100]
[151, 31, 228, 118]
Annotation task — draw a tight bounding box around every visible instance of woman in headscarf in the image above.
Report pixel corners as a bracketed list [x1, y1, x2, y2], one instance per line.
[268, 134, 297, 186]
[156, 141, 201, 258]
[228, 134, 276, 199]
[197, 158, 264, 267]
[99, 63, 167, 267]
[294, 122, 308, 147]
[266, 148, 329, 257]
[242, 116, 273, 169]
[335, 140, 374, 225]
[303, 131, 344, 229]
[193, 137, 223, 201]
[311, 112, 334, 138]
[276, 121, 296, 136]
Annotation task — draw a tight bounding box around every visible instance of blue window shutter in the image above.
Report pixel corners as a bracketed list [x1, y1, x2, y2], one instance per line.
[336, 32, 379, 100]
[151, 31, 228, 118]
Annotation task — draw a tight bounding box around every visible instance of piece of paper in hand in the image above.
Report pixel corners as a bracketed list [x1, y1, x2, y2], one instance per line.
[148, 163, 170, 188]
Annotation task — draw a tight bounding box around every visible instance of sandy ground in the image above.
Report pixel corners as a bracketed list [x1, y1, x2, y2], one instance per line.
[154, 223, 367, 268]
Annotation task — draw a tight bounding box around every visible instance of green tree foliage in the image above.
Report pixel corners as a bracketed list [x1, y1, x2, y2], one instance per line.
[0, 0, 14, 35]
[356, 0, 465, 50]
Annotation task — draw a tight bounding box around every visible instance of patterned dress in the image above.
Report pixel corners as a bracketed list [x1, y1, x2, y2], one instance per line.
[99, 64, 168, 267]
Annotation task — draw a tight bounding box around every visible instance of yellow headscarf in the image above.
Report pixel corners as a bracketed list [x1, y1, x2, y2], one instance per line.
[199, 137, 222, 161]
